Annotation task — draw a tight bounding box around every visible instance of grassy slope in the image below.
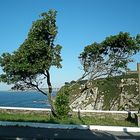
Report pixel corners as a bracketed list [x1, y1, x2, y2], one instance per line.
[59, 73, 138, 110]
[96, 74, 138, 110]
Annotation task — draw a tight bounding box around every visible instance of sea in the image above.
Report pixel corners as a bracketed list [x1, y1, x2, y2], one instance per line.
[0, 91, 56, 108]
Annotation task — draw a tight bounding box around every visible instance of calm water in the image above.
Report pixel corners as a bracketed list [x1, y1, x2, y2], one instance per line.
[0, 91, 56, 108]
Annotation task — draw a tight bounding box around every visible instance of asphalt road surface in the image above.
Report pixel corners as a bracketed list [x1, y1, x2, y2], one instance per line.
[0, 126, 140, 140]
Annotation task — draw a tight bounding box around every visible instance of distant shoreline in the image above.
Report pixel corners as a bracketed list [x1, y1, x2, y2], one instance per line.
[0, 91, 51, 108]
[8, 88, 60, 92]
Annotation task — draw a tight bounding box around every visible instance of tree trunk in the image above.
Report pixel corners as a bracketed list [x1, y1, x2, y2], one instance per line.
[46, 70, 57, 117]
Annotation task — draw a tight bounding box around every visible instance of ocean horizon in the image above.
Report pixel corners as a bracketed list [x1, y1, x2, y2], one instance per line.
[0, 91, 56, 108]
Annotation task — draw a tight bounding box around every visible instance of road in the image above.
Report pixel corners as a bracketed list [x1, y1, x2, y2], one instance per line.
[0, 126, 139, 140]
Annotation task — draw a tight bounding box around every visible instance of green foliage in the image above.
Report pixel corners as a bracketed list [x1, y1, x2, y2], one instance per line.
[95, 78, 121, 109]
[79, 32, 140, 80]
[55, 88, 70, 118]
[0, 112, 136, 127]
[70, 80, 76, 84]
[0, 10, 62, 90]
[0, 10, 62, 116]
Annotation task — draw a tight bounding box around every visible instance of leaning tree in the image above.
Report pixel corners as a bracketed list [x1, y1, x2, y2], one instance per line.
[79, 32, 140, 85]
[0, 10, 62, 116]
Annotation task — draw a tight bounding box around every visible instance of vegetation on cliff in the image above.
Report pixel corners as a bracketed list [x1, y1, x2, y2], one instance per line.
[58, 73, 139, 111]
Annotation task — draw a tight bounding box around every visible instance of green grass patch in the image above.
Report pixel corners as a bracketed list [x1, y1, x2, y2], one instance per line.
[0, 112, 137, 127]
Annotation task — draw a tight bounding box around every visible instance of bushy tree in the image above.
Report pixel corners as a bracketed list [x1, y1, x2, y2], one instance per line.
[0, 10, 62, 116]
[55, 89, 70, 118]
[79, 32, 140, 83]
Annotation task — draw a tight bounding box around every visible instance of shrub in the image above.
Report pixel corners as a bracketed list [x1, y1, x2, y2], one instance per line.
[55, 88, 70, 118]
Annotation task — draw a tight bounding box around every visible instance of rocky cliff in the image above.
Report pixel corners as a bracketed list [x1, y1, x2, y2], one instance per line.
[60, 74, 139, 111]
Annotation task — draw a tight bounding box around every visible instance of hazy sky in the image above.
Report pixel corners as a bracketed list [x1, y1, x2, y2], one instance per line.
[0, 0, 140, 90]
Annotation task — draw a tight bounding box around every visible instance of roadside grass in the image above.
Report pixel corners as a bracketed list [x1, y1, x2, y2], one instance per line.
[0, 112, 137, 127]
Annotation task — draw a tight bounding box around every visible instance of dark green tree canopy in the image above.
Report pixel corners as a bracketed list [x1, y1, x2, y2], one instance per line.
[0, 10, 62, 90]
[79, 32, 140, 80]
[0, 10, 62, 116]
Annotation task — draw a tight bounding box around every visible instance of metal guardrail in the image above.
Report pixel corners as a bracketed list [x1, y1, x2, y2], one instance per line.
[73, 109, 138, 114]
[0, 106, 51, 111]
[0, 106, 138, 114]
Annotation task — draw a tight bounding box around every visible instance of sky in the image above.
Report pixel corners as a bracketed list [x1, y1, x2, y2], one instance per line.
[0, 0, 140, 90]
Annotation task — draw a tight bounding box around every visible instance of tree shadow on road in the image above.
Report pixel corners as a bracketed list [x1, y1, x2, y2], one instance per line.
[1, 125, 140, 140]
[0, 125, 116, 140]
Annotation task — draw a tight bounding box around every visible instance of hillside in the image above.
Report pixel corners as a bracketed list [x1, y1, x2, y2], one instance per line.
[58, 73, 139, 111]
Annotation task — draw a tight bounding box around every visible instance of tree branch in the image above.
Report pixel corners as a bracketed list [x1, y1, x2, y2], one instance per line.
[23, 78, 47, 96]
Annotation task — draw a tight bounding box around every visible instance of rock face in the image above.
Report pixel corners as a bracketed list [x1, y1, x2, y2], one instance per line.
[70, 87, 104, 110]
[119, 78, 139, 110]
[69, 74, 139, 111]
